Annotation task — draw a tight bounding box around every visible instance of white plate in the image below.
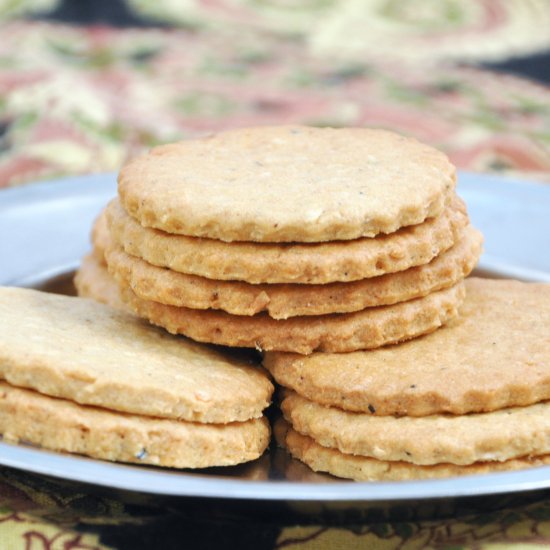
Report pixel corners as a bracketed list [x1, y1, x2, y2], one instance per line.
[458, 172, 550, 282]
[0, 171, 549, 502]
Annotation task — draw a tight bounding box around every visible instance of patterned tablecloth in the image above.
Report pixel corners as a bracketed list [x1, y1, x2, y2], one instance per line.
[0, 1, 549, 548]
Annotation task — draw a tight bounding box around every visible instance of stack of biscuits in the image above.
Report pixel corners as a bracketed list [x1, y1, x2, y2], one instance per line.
[72, 125, 549, 481]
[0, 287, 273, 469]
[77, 125, 482, 356]
[267, 278, 550, 480]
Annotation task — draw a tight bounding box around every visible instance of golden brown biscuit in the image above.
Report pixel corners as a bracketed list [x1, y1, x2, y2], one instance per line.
[105, 225, 482, 319]
[120, 282, 465, 354]
[0, 287, 273, 423]
[106, 196, 468, 284]
[277, 419, 550, 481]
[281, 391, 550, 466]
[0, 382, 270, 468]
[264, 278, 550, 415]
[118, 126, 455, 243]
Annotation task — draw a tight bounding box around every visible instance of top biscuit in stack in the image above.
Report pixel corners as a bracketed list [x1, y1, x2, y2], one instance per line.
[82, 125, 481, 354]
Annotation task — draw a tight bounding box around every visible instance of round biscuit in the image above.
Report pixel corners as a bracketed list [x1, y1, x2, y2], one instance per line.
[0, 287, 273, 424]
[0, 382, 270, 468]
[118, 126, 456, 243]
[264, 278, 550, 415]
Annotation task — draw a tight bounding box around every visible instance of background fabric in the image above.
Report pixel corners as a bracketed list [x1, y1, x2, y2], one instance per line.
[1, 0, 549, 188]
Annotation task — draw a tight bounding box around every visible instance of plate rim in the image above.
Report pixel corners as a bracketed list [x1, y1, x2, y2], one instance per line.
[1, 440, 549, 501]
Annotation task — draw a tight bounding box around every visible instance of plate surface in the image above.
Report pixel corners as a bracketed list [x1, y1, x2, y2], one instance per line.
[0, 171, 549, 502]
[458, 172, 550, 282]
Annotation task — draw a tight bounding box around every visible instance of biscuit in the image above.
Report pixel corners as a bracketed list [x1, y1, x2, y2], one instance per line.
[281, 391, 550, 466]
[74, 253, 129, 311]
[120, 282, 465, 354]
[0, 287, 273, 423]
[0, 382, 270, 468]
[277, 419, 550, 481]
[105, 225, 481, 319]
[264, 278, 550, 414]
[106, 196, 468, 284]
[118, 126, 455, 243]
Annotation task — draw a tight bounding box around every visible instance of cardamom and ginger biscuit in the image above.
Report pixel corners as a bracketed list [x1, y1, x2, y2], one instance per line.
[0, 382, 270, 468]
[74, 253, 128, 311]
[0, 287, 273, 423]
[106, 196, 468, 284]
[281, 390, 550, 466]
[105, 225, 481, 319]
[277, 419, 550, 482]
[264, 278, 550, 415]
[118, 126, 456, 243]
[119, 282, 465, 354]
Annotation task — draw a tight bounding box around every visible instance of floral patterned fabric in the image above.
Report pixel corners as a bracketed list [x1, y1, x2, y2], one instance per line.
[0, 1, 549, 548]
[0, 0, 549, 187]
[1, 464, 550, 549]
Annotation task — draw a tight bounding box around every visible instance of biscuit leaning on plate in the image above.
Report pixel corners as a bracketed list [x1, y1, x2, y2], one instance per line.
[0, 287, 273, 467]
[0, 287, 272, 423]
